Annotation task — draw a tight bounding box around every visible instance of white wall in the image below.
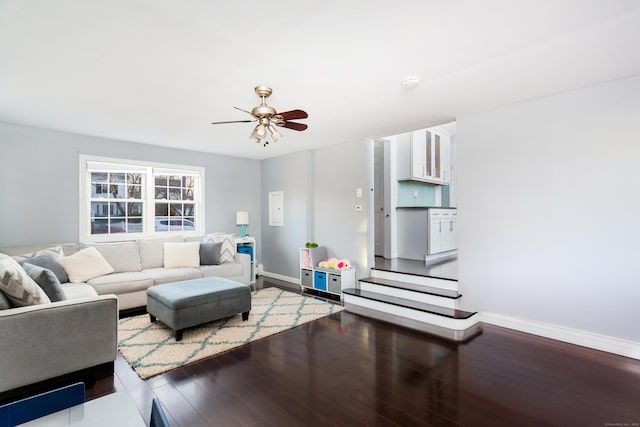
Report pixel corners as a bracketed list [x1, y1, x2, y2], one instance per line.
[457, 75, 640, 342]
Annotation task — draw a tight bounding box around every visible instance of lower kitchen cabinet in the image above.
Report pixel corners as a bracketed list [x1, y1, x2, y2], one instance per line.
[428, 208, 457, 254]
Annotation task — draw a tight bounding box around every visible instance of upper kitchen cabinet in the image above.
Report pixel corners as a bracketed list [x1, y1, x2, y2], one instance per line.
[411, 125, 452, 185]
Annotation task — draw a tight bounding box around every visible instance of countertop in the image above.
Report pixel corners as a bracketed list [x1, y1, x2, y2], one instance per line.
[396, 206, 457, 209]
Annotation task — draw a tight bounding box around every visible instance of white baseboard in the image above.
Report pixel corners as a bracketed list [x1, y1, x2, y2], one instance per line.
[261, 271, 300, 285]
[482, 313, 640, 360]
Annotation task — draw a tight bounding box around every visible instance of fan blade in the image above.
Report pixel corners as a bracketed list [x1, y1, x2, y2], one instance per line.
[211, 119, 254, 125]
[280, 121, 308, 131]
[277, 109, 308, 120]
[234, 106, 257, 117]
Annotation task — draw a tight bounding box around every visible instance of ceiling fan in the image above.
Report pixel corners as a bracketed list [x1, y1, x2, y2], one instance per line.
[211, 85, 308, 146]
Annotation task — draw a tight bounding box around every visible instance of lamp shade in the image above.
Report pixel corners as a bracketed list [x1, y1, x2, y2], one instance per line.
[236, 211, 249, 225]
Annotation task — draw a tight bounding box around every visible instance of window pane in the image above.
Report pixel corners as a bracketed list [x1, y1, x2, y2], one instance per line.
[168, 188, 181, 200]
[110, 173, 125, 183]
[183, 203, 195, 216]
[155, 203, 168, 216]
[91, 183, 109, 198]
[169, 203, 182, 216]
[91, 172, 108, 183]
[109, 184, 125, 199]
[128, 202, 143, 216]
[185, 217, 195, 230]
[91, 219, 109, 234]
[182, 188, 194, 200]
[168, 176, 181, 187]
[155, 217, 169, 231]
[110, 219, 126, 233]
[128, 185, 142, 199]
[110, 202, 126, 216]
[127, 173, 142, 185]
[182, 176, 194, 188]
[128, 218, 143, 233]
[91, 202, 109, 217]
[155, 175, 168, 186]
[155, 186, 166, 199]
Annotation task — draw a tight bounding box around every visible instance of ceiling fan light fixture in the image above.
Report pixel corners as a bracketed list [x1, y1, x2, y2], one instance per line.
[268, 125, 283, 142]
[211, 85, 308, 147]
[249, 129, 261, 143]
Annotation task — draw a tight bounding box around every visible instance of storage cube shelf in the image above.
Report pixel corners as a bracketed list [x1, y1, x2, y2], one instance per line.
[299, 247, 355, 299]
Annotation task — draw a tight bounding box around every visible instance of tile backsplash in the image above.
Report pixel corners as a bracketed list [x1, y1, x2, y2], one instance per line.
[397, 181, 436, 207]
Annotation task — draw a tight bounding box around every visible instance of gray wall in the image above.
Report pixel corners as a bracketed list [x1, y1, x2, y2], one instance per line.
[0, 122, 261, 247]
[260, 140, 370, 280]
[313, 140, 369, 277]
[260, 150, 313, 279]
[457, 75, 640, 342]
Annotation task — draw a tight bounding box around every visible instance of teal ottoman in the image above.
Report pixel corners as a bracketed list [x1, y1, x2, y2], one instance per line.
[147, 277, 251, 341]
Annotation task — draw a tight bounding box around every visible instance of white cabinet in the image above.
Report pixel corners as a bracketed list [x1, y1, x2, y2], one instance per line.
[428, 208, 457, 254]
[235, 237, 256, 285]
[411, 127, 452, 185]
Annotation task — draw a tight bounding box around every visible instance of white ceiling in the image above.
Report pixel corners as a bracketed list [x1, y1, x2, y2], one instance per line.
[1, 1, 639, 160]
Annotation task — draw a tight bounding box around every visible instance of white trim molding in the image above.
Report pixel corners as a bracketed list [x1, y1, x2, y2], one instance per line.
[482, 313, 640, 360]
[262, 271, 299, 285]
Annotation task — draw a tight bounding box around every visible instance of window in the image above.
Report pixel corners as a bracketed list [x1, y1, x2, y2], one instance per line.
[80, 155, 204, 242]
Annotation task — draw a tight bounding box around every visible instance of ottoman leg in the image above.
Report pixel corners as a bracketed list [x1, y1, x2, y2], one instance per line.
[149, 314, 156, 322]
[242, 311, 249, 321]
[175, 329, 183, 341]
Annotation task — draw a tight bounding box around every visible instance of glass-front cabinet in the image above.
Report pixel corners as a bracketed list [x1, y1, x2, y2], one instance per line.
[411, 126, 452, 185]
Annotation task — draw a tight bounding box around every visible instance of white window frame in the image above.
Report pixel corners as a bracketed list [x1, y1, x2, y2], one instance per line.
[79, 154, 205, 243]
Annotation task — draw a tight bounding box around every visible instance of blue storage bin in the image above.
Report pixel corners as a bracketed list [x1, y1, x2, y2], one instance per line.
[237, 246, 254, 261]
[314, 271, 327, 291]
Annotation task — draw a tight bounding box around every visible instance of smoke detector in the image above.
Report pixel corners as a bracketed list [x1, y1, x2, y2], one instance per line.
[402, 76, 421, 87]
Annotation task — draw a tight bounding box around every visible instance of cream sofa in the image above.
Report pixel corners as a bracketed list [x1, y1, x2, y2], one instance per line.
[0, 235, 251, 311]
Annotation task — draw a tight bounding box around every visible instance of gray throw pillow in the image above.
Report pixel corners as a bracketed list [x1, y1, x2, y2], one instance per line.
[22, 263, 67, 302]
[20, 254, 69, 283]
[200, 242, 222, 265]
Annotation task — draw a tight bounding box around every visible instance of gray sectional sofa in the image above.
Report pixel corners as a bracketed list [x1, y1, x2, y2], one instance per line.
[1, 235, 251, 311]
[0, 234, 250, 398]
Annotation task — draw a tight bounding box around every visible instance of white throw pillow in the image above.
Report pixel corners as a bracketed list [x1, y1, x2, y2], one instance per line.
[58, 247, 114, 283]
[163, 242, 200, 268]
[0, 255, 51, 306]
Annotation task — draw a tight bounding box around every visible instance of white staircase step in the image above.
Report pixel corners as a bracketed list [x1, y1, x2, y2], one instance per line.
[370, 269, 458, 292]
[343, 288, 480, 342]
[359, 282, 459, 309]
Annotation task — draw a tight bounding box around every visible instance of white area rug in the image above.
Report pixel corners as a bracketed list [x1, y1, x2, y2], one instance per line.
[118, 287, 343, 379]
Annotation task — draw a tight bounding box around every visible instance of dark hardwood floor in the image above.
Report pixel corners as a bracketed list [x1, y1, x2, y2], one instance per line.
[84, 277, 640, 426]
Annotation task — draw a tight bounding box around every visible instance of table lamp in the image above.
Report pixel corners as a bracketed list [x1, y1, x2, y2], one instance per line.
[236, 211, 249, 238]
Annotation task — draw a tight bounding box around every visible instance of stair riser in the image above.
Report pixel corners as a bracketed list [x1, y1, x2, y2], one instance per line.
[370, 269, 458, 291]
[359, 282, 458, 309]
[343, 295, 480, 341]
